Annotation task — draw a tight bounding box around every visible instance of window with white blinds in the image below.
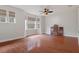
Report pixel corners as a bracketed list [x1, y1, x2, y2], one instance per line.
[0, 9, 7, 23]
[0, 9, 16, 23]
[25, 16, 41, 35]
[27, 16, 40, 30]
[8, 11, 16, 23]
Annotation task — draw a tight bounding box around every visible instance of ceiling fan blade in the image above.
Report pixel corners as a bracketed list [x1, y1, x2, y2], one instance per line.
[48, 11, 53, 13]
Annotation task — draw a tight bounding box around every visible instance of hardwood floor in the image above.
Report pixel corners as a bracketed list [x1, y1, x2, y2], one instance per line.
[0, 35, 78, 53]
[27, 35, 78, 53]
[0, 39, 27, 52]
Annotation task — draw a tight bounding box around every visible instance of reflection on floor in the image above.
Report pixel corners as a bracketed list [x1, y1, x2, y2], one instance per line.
[0, 35, 78, 53]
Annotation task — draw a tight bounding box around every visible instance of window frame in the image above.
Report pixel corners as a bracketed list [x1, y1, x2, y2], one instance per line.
[8, 16, 16, 23]
[8, 11, 16, 23]
[0, 16, 7, 23]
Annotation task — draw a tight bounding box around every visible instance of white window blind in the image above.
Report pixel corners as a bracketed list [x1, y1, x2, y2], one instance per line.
[0, 9, 6, 23]
[8, 11, 16, 23]
[0, 9, 6, 16]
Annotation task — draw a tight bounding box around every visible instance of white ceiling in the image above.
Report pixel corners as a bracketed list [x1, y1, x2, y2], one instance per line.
[11, 5, 79, 16]
[12, 5, 47, 16]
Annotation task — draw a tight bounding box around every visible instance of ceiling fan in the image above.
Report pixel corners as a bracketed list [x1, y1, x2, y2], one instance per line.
[40, 8, 53, 15]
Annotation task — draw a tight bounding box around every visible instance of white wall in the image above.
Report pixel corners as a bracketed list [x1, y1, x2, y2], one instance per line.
[77, 8, 79, 44]
[41, 16, 46, 34]
[45, 6, 78, 37]
[0, 5, 25, 41]
[77, 8, 79, 35]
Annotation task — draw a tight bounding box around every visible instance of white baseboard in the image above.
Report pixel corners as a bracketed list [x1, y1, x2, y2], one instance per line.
[0, 36, 25, 42]
[64, 35, 78, 37]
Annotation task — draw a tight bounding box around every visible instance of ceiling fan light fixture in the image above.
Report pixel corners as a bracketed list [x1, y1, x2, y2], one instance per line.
[40, 8, 53, 16]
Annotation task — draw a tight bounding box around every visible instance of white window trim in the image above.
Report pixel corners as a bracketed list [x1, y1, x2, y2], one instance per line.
[7, 11, 16, 23]
[0, 9, 16, 24]
[26, 16, 41, 34]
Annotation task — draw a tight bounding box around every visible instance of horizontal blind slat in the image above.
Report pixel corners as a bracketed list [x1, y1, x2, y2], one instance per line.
[0, 9, 6, 16]
[9, 11, 15, 17]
